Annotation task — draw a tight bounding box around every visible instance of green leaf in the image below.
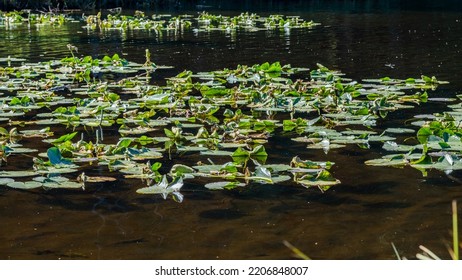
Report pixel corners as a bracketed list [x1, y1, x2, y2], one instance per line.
[354, 108, 369, 116]
[411, 154, 433, 165]
[252, 166, 272, 183]
[52, 132, 78, 144]
[164, 128, 175, 138]
[381, 77, 391, 82]
[7, 181, 42, 190]
[201, 88, 229, 97]
[417, 127, 432, 144]
[9, 97, 21, 106]
[251, 145, 268, 157]
[138, 135, 154, 145]
[439, 142, 451, 149]
[0, 127, 9, 136]
[111, 53, 120, 61]
[151, 162, 162, 172]
[405, 78, 416, 84]
[220, 162, 239, 173]
[421, 75, 432, 84]
[231, 147, 250, 163]
[258, 62, 270, 71]
[170, 164, 194, 176]
[266, 62, 282, 73]
[0, 170, 38, 178]
[117, 139, 132, 149]
[283, 120, 297, 131]
[204, 181, 243, 190]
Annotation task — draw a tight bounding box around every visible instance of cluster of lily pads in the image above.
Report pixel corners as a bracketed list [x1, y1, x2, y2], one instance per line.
[82, 11, 319, 32]
[0, 45, 445, 202]
[365, 79, 462, 176]
[0, 10, 71, 26]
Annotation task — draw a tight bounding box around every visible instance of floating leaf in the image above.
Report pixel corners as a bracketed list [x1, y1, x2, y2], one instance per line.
[84, 176, 117, 183]
[204, 181, 245, 190]
[170, 164, 195, 176]
[7, 181, 42, 189]
[136, 175, 184, 202]
[0, 170, 38, 178]
[384, 128, 416, 134]
[200, 150, 233, 156]
[0, 178, 14, 185]
[36, 167, 79, 174]
[296, 170, 341, 188]
[43, 180, 83, 189]
[365, 156, 408, 167]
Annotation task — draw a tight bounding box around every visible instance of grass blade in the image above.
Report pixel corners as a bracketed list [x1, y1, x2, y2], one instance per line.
[391, 242, 401, 260]
[418, 245, 441, 260]
[283, 240, 311, 260]
[452, 200, 459, 260]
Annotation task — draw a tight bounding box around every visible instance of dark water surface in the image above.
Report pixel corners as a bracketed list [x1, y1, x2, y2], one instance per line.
[1, 9, 462, 259]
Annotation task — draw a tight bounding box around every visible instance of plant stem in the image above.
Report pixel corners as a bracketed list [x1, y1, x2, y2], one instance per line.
[452, 200, 459, 260]
[283, 240, 310, 260]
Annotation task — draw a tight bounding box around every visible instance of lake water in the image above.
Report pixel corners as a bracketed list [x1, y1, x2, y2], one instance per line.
[1, 7, 462, 259]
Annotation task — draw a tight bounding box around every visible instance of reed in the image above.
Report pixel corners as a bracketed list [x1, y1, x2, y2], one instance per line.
[452, 200, 459, 260]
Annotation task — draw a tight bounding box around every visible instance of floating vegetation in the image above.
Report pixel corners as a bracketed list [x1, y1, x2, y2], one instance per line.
[0, 10, 72, 27]
[364, 86, 462, 176]
[0, 43, 446, 201]
[81, 11, 320, 32]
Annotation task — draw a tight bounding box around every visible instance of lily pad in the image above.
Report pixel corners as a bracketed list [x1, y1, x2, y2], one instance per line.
[204, 181, 245, 190]
[0, 170, 38, 178]
[200, 150, 233, 156]
[43, 180, 83, 189]
[364, 156, 408, 167]
[7, 181, 42, 189]
[384, 128, 416, 134]
[0, 178, 14, 185]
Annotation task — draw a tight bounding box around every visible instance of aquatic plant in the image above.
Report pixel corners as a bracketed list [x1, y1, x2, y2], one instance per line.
[81, 11, 319, 33]
[0, 49, 445, 202]
[0, 10, 71, 26]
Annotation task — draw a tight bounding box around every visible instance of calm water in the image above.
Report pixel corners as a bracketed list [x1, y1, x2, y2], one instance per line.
[1, 9, 462, 259]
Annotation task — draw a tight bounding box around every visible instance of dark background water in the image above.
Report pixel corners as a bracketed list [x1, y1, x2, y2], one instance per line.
[1, 4, 462, 259]
[2, 0, 462, 12]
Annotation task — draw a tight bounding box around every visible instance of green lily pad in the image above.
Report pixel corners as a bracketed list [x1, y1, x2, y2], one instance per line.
[306, 142, 346, 150]
[7, 181, 42, 189]
[7, 147, 39, 153]
[0, 178, 14, 185]
[204, 181, 245, 190]
[260, 164, 292, 172]
[132, 150, 164, 160]
[384, 128, 416, 134]
[218, 143, 248, 148]
[177, 146, 208, 152]
[364, 157, 408, 167]
[270, 175, 291, 183]
[200, 150, 233, 156]
[382, 141, 417, 152]
[0, 57, 27, 62]
[43, 180, 83, 189]
[342, 130, 377, 135]
[0, 170, 38, 177]
[36, 167, 79, 174]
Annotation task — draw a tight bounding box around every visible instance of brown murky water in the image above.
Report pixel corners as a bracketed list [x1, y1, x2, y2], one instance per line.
[1, 9, 462, 259]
